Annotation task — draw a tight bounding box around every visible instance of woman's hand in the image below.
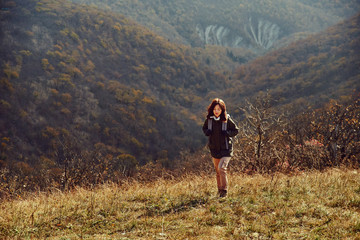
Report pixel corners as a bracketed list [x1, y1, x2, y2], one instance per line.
[205, 129, 212, 136]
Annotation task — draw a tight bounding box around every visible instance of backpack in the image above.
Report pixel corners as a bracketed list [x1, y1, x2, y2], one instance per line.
[207, 117, 229, 150]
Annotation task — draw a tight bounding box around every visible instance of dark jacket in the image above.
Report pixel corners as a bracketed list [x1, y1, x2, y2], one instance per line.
[202, 115, 239, 158]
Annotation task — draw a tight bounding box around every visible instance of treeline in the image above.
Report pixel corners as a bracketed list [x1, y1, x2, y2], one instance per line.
[1, 94, 358, 198]
[233, 93, 360, 173]
[181, 93, 360, 176]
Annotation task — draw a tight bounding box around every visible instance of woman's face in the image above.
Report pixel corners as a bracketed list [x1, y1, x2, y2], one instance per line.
[213, 104, 222, 118]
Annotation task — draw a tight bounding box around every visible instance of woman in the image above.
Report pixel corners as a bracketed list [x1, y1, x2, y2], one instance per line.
[202, 98, 239, 198]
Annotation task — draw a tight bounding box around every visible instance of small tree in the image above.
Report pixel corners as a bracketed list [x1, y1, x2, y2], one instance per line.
[236, 92, 287, 173]
[115, 153, 138, 177]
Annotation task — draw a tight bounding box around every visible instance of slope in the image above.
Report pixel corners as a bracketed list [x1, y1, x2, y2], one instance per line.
[1, 169, 360, 239]
[70, 0, 360, 54]
[225, 12, 360, 113]
[0, 0, 221, 169]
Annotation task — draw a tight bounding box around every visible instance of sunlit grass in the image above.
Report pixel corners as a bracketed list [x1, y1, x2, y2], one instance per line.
[1, 168, 360, 239]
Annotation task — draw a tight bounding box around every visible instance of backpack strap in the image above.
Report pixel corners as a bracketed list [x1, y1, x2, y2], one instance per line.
[222, 121, 229, 149]
[221, 121, 227, 131]
[208, 119, 212, 131]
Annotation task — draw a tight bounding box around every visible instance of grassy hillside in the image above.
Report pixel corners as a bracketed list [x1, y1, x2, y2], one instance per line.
[1, 168, 360, 239]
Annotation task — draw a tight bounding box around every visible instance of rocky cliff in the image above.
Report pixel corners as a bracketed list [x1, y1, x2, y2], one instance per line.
[196, 24, 243, 48]
[196, 17, 280, 50]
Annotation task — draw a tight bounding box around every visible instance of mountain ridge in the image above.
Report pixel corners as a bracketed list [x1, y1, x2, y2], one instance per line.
[69, 0, 360, 55]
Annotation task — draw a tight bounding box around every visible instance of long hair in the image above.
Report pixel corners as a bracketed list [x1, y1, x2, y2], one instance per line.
[207, 98, 227, 121]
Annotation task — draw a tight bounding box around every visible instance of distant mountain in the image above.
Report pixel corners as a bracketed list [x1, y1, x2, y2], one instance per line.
[69, 0, 360, 55]
[225, 13, 360, 113]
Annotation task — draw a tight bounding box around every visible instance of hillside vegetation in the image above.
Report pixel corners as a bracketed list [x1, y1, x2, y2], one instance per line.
[69, 0, 360, 51]
[0, 0, 220, 167]
[68, 0, 360, 73]
[0, 0, 359, 198]
[1, 168, 360, 239]
[227, 13, 360, 111]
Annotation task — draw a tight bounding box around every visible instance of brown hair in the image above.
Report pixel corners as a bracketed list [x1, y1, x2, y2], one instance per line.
[207, 98, 227, 121]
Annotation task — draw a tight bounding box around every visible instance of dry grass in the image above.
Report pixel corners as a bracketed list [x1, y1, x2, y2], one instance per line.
[1, 168, 360, 239]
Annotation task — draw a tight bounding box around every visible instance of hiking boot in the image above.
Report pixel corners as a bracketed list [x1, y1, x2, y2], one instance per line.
[219, 190, 227, 198]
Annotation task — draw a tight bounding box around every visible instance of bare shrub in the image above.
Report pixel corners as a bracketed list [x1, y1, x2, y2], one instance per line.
[233, 93, 360, 173]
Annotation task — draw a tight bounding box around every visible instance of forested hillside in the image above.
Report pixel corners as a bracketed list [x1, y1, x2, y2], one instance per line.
[0, 0, 222, 172]
[67, 0, 360, 74]
[70, 0, 360, 52]
[226, 13, 360, 112]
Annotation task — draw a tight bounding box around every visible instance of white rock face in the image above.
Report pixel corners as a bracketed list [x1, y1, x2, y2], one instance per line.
[196, 18, 280, 50]
[245, 17, 280, 49]
[196, 24, 243, 48]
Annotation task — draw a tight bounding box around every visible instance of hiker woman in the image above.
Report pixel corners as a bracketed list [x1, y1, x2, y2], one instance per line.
[202, 98, 239, 198]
